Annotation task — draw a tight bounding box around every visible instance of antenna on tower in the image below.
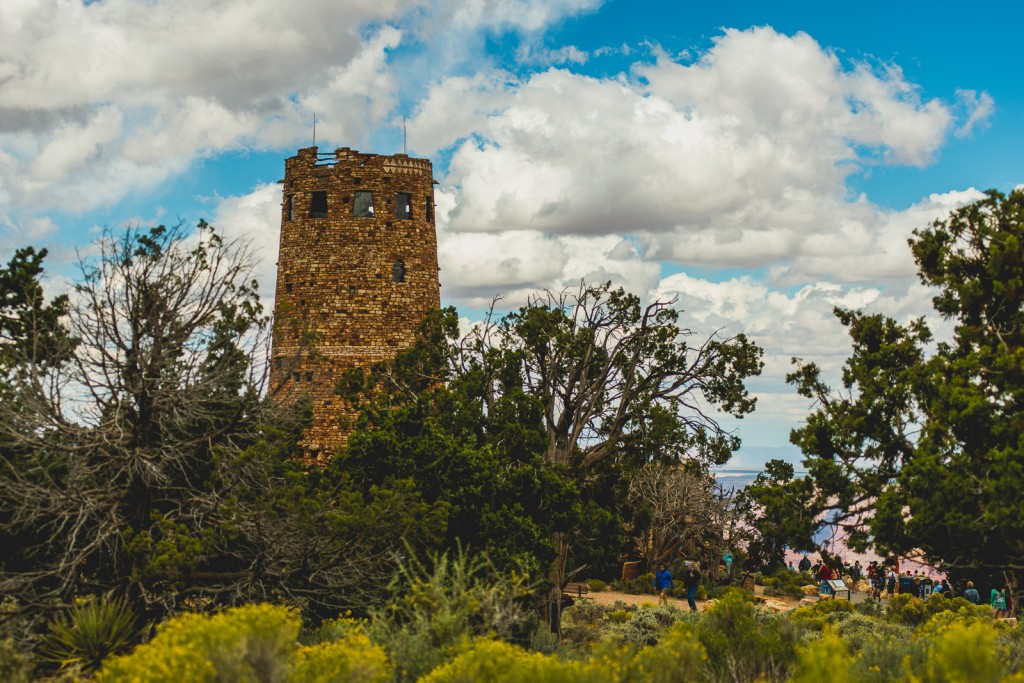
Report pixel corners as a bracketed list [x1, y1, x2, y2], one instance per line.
[312, 113, 317, 147]
[403, 115, 407, 155]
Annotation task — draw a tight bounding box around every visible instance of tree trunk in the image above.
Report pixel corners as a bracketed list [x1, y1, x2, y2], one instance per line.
[547, 531, 569, 637]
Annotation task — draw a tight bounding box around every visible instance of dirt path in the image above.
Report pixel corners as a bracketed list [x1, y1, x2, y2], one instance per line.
[582, 586, 804, 613]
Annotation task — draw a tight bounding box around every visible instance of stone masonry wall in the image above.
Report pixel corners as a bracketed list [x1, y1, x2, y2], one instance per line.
[269, 146, 440, 461]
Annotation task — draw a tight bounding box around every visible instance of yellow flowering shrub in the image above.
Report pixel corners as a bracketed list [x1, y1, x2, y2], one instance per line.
[420, 639, 604, 683]
[791, 630, 855, 683]
[99, 603, 298, 682]
[289, 631, 391, 683]
[631, 623, 708, 682]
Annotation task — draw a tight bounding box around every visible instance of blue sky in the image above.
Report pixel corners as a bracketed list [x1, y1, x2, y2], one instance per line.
[2, 0, 1021, 468]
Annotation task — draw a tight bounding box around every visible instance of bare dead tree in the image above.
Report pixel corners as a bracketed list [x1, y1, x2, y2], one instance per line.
[0, 222, 446, 635]
[625, 462, 738, 569]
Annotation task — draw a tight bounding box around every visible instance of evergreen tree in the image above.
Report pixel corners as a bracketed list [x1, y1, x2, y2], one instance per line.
[749, 189, 1024, 600]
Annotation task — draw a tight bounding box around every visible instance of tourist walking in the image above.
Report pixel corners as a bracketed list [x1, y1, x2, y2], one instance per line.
[817, 561, 834, 597]
[963, 581, 980, 604]
[683, 563, 702, 612]
[992, 586, 1007, 618]
[654, 564, 674, 606]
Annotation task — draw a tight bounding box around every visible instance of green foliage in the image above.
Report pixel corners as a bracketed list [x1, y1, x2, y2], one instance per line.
[39, 597, 139, 674]
[791, 629, 855, 683]
[0, 246, 75, 374]
[789, 597, 854, 632]
[887, 593, 928, 626]
[763, 568, 810, 599]
[0, 638, 31, 683]
[695, 588, 799, 682]
[368, 546, 533, 682]
[339, 306, 577, 581]
[604, 605, 686, 649]
[631, 622, 708, 682]
[751, 189, 1024, 593]
[617, 572, 657, 595]
[586, 579, 608, 592]
[340, 281, 763, 626]
[99, 603, 299, 683]
[908, 621, 1009, 683]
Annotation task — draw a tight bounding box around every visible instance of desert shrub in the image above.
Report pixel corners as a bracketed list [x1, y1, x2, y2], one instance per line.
[763, 583, 806, 599]
[564, 599, 609, 628]
[605, 606, 682, 649]
[790, 629, 854, 683]
[586, 579, 608, 592]
[367, 546, 532, 683]
[619, 572, 657, 595]
[830, 613, 911, 655]
[886, 592, 927, 626]
[810, 613, 913, 681]
[923, 593, 992, 622]
[998, 626, 1024, 675]
[848, 633, 912, 683]
[606, 609, 633, 624]
[789, 598, 854, 632]
[854, 597, 884, 617]
[39, 596, 140, 675]
[419, 639, 602, 683]
[631, 622, 708, 682]
[289, 631, 391, 683]
[767, 568, 814, 599]
[299, 615, 367, 646]
[905, 621, 1008, 683]
[0, 637, 31, 683]
[917, 603, 1004, 640]
[99, 603, 298, 683]
[704, 584, 731, 599]
[695, 588, 799, 682]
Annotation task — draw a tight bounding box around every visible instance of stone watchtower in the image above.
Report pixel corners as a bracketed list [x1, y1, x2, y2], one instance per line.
[270, 146, 440, 460]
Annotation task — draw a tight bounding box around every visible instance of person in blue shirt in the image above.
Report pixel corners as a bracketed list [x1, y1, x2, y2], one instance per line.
[654, 564, 675, 606]
[963, 581, 980, 604]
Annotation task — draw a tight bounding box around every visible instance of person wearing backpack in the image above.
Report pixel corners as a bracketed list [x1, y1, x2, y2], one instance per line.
[683, 563, 702, 612]
[817, 562, 834, 597]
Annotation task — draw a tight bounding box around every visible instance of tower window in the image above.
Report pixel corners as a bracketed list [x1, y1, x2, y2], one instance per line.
[425, 196, 434, 223]
[395, 192, 411, 220]
[292, 372, 301, 382]
[310, 191, 328, 218]
[285, 282, 293, 293]
[285, 194, 295, 221]
[353, 191, 374, 217]
[392, 260, 406, 283]
[305, 371, 314, 381]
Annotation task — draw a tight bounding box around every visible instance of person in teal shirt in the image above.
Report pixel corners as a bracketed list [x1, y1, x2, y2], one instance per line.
[992, 587, 1007, 618]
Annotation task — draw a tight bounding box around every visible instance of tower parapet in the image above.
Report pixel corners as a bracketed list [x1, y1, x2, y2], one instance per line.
[270, 146, 441, 460]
